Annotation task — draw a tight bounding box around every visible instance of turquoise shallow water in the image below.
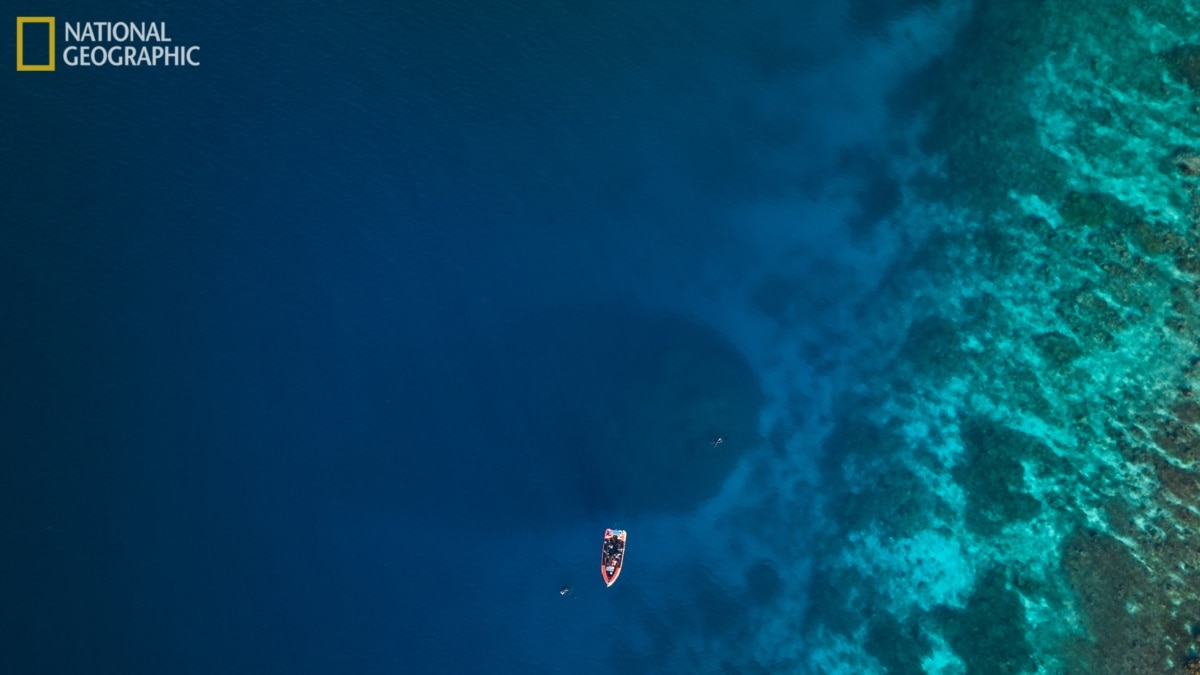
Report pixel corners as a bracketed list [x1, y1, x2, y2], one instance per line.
[796, 1, 1200, 672]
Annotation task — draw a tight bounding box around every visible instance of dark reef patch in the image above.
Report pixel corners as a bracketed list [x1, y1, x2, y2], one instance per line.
[1153, 419, 1200, 464]
[1052, 283, 1123, 350]
[960, 291, 1005, 333]
[1173, 399, 1200, 425]
[1002, 363, 1055, 423]
[935, 567, 1034, 674]
[955, 417, 1043, 535]
[1101, 498, 1138, 539]
[1153, 454, 1200, 504]
[898, 316, 965, 376]
[1163, 44, 1200, 92]
[803, 566, 871, 642]
[865, 616, 931, 675]
[1061, 529, 1173, 674]
[1100, 256, 1171, 319]
[1059, 191, 1141, 230]
[1032, 331, 1084, 369]
[819, 415, 936, 537]
[818, 413, 902, 478]
[827, 464, 942, 539]
[887, 0, 1067, 210]
[1127, 219, 1182, 257]
[905, 226, 965, 279]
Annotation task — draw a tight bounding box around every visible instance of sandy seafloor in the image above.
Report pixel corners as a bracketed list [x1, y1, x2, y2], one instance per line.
[10, 0, 1200, 673]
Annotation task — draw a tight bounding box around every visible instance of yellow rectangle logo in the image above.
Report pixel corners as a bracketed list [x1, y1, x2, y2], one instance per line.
[16, 17, 55, 71]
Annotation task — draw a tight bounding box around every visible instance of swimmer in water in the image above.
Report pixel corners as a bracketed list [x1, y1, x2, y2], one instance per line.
[560, 585, 571, 596]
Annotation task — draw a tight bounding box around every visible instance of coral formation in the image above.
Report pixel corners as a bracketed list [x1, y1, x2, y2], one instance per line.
[789, 2, 1200, 672]
[803, 4, 1200, 669]
[1163, 44, 1200, 91]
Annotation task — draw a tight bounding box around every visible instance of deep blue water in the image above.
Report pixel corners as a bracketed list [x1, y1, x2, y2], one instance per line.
[2, 1, 953, 672]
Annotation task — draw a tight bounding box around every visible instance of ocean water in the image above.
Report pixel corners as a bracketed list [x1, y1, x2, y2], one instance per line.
[9, 0, 1200, 673]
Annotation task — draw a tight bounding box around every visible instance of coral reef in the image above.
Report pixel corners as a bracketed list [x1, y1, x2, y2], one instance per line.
[797, 2, 1200, 671]
[1163, 44, 1200, 91]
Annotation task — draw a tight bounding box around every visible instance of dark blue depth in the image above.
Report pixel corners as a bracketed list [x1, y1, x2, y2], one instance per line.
[0, 1, 936, 672]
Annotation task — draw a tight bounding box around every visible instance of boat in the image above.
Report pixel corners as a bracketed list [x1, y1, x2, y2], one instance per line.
[601, 528, 627, 587]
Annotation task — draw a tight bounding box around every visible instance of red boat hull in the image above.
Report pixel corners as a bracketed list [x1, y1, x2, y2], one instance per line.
[601, 528, 627, 587]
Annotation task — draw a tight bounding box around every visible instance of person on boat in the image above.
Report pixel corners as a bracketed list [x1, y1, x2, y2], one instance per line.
[608, 537, 624, 564]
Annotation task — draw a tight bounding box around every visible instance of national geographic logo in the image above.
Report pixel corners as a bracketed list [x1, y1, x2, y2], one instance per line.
[15, 17, 53, 70]
[16, 17, 201, 71]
